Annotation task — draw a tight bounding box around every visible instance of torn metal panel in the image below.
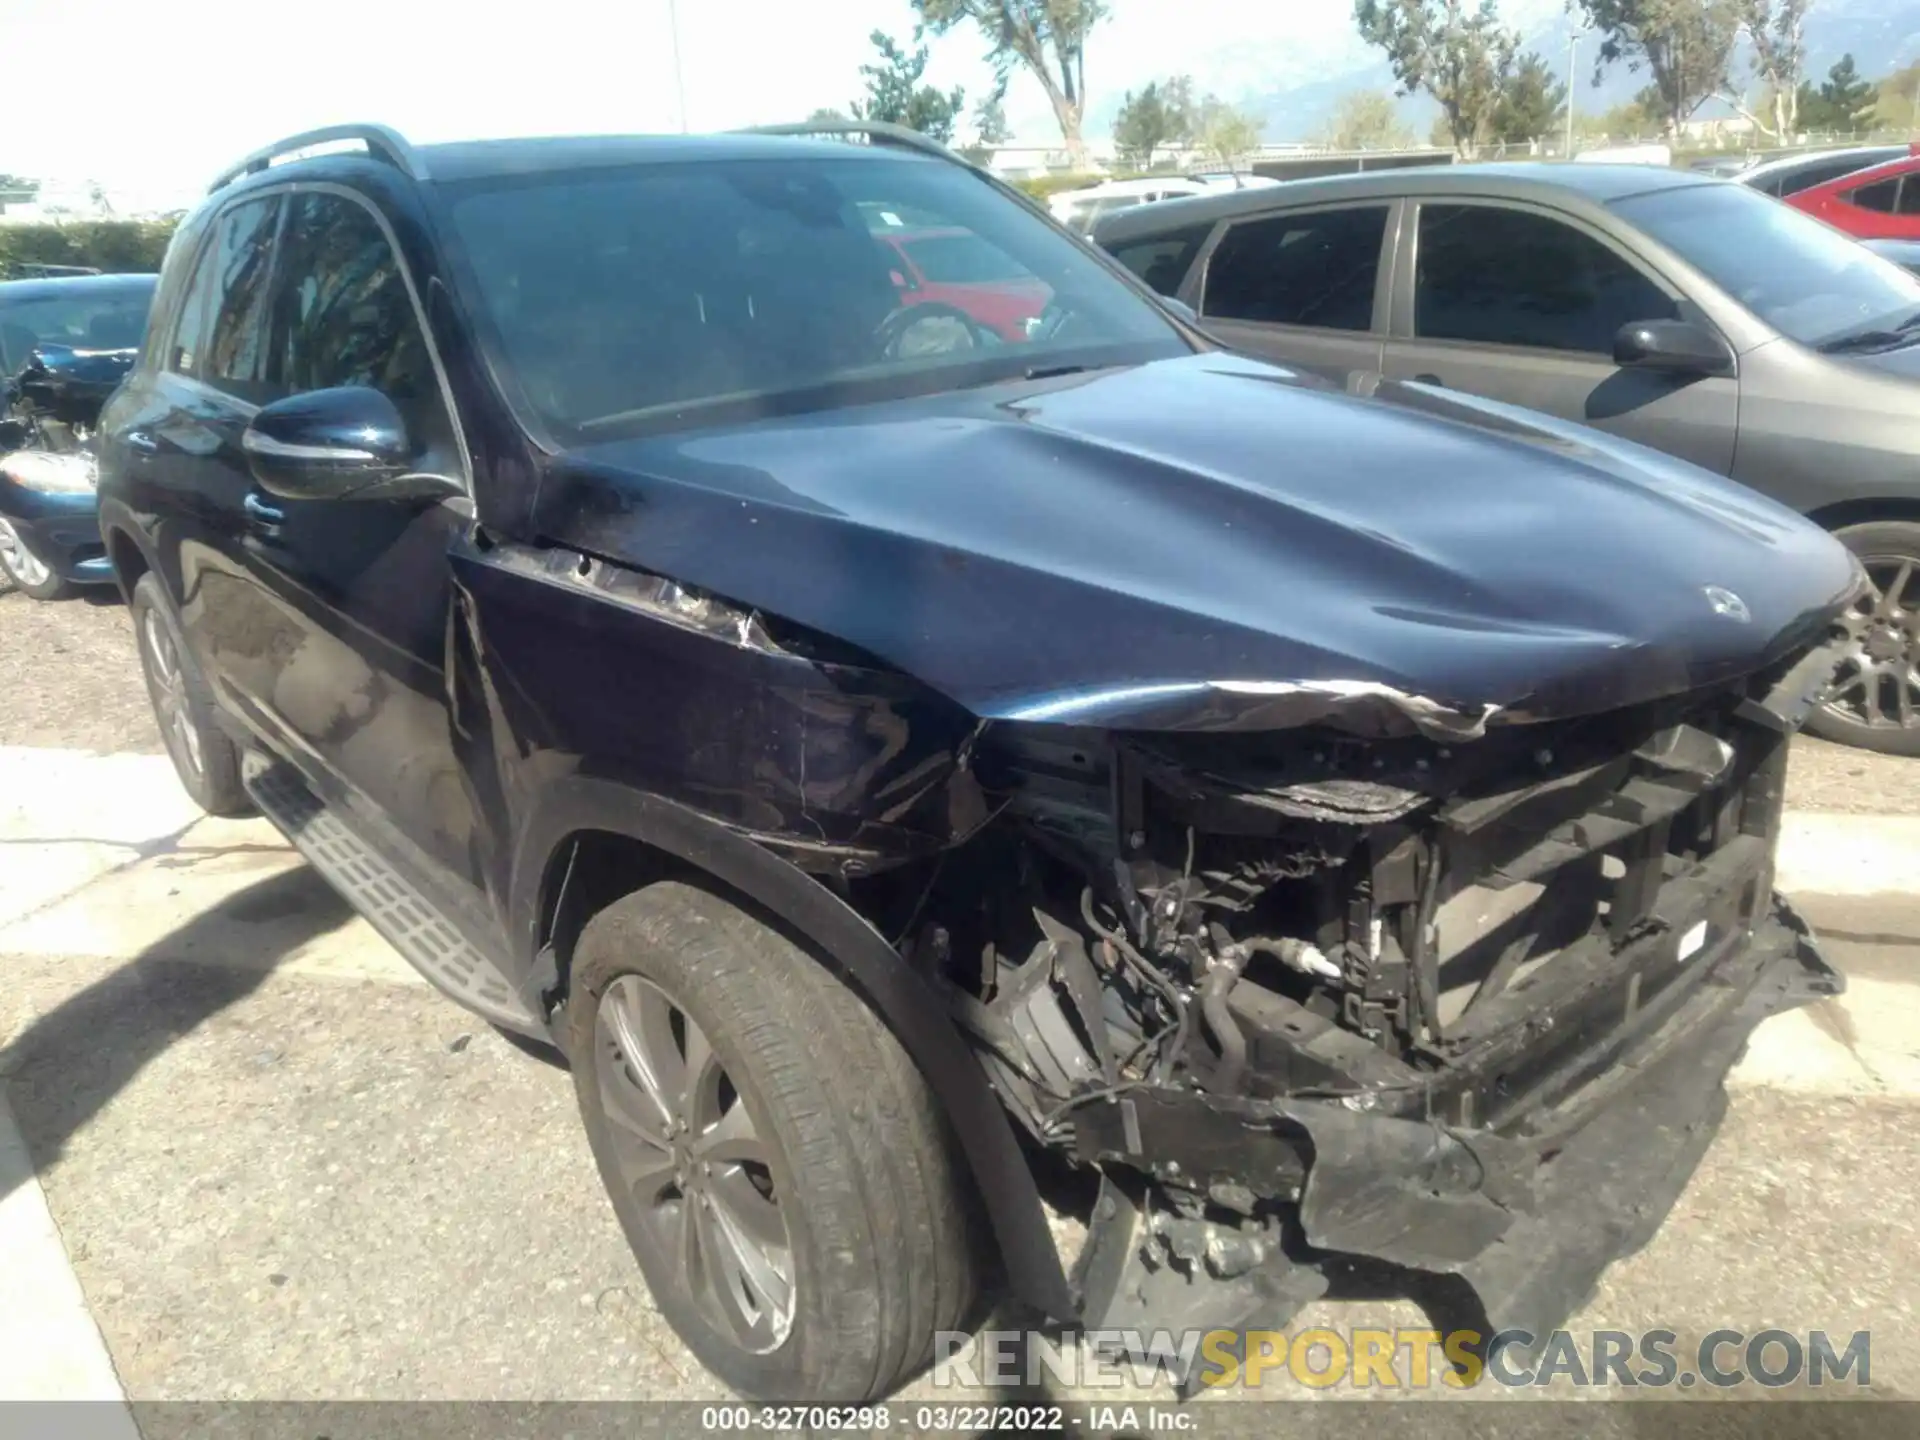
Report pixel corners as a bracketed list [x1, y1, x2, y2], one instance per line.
[452, 540, 988, 869]
[482, 541, 788, 654]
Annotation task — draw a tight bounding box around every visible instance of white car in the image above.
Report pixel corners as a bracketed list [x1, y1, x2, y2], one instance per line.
[1048, 177, 1214, 233]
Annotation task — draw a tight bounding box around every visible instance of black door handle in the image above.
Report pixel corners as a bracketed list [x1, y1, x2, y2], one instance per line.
[243, 492, 286, 528]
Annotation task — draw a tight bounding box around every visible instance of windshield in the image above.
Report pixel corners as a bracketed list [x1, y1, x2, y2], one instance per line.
[0, 281, 155, 374]
[1613, 182, 1920, 346]
[442, 155, 1184, 442]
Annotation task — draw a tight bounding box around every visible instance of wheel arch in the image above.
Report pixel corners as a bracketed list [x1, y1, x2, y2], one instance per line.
[508, 775, 1075, 1321]
[1803, 495, 1920, 534]
[97, 499, 157, 604]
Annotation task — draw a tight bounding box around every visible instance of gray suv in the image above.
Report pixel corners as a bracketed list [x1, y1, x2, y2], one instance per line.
[1096, 163, 1920, 755]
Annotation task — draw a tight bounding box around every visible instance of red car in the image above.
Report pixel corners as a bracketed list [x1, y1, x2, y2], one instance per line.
[1786, 152, 1920, 238]
[874, 227, 1052, 341]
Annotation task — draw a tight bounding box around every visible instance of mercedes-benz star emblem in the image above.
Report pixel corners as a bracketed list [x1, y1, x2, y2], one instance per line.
[1703, 585, 1751, 623]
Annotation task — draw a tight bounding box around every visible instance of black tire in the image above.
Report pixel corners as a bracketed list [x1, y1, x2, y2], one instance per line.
[1806, 520, 1920, 758]
[569, 880, 979, 1401]
[129, 572, 253, 816]
[0, 522, 72, 600]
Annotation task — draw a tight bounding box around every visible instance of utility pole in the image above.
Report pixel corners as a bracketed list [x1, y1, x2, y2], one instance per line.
[1565, 27, 1581, 157]
[668, 0, 690, 133]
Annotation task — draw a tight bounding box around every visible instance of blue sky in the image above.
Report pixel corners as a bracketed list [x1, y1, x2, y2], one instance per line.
[8, 0, 1365, 206]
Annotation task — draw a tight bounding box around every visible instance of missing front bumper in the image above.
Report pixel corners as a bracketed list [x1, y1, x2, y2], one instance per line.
[1071, 893, 1840, 1368]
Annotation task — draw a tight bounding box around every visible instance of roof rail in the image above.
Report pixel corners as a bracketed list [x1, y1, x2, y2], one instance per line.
[208, 123, 425, 194]
[737, 121, 969, 167]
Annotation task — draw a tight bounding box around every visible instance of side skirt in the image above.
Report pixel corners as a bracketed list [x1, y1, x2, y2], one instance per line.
[242, 751, 545, 1036]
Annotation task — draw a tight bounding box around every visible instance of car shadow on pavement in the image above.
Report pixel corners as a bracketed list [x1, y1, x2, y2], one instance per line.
[0, 864, 353, 1204]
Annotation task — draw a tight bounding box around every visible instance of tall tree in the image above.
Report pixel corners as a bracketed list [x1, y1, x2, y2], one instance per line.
[1353, 0, 1520, 159]
[1797, 53, 1876, 131]
[1489, 50, 1568, 143]
[1576, 0, 1739, 138]
[1872, 58, 1920, 131]
[1322, 90, 1417, 149]
[913, 1, 1107, 167]
[1727, 0, 1809, 138]
[1192, 95, 1265, 167]
[805, 107, 850, 125]
[972, 77, 1014, 145]
[851, 30, 967, 143]
[1113, 80, 1196, 167]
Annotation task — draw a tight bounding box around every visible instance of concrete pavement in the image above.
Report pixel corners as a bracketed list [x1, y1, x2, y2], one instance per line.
[1, 744, 1916, 1416]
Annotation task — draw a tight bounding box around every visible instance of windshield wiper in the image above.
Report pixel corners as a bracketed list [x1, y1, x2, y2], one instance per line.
[1023, 362, 1095, 380]
[1820, 307, 1920, 353]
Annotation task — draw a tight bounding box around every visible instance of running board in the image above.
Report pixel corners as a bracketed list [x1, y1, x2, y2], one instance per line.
[242, 753, 544, 1035]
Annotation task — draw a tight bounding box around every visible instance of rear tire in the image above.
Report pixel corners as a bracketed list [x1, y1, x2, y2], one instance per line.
[568, 880, 979, 1401]
[130, 572, 252, 815]
[1806, 520, 1920, 757]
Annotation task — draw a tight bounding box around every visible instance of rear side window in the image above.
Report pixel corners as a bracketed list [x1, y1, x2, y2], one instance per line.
[1851, 178, 1900, 213]
[1414, 203, 1677, 353]
[1202, 206, 1389, 331]
[1105, 225, 1214, 297]
[201, 197, 281, 399]
[267, 192, 453, 460]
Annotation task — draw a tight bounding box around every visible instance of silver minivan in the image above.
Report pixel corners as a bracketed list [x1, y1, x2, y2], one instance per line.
[1095, 162, 1920, 755]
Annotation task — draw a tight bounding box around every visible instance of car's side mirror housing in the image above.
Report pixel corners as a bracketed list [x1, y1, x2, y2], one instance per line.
[241, 387, 457, 502]
[1613, 318, 1735, 378]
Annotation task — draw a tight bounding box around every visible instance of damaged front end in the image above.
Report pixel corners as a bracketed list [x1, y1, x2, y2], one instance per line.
[857, 621, 1850, 1381]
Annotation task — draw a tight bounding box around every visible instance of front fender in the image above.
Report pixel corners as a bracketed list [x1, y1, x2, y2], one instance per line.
[507, 775, 1076, 1322]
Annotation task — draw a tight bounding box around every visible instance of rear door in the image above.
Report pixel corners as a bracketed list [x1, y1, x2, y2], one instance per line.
[111, 193, 287, 695]
[1381, 199, 1737, 474]
[1195, 201, 1397, 377]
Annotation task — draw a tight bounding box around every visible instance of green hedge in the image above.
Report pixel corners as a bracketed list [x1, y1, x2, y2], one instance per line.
[0, 219, 181, 278]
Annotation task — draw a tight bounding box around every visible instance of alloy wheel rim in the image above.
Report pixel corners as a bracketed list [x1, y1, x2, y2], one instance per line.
[1824, 556, 1920, 732]
[595, 974, 795, 1354]
[0, 519, 51, 589]
[141, 609, 204, 779]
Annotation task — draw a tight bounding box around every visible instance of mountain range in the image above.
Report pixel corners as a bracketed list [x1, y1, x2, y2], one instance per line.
[1084, 0, 1920, 142]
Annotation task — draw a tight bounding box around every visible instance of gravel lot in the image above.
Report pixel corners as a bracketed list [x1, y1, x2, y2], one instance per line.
[5, 578, 1913, 810]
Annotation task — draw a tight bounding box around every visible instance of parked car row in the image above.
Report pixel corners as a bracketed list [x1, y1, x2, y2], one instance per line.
[1095, 159, 1920, 756]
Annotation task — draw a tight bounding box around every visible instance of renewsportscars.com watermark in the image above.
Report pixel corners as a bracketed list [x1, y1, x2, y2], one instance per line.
[933, 1326, 1873, 1392]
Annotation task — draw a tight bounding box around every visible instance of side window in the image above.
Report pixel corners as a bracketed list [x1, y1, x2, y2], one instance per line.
[1105, 225, 1214, 297]
[1414, 204, 1678, 354]
[1202, 206, 1389, 331]
[1895, 179, 1920, 216]
[166, 233, 221, 375]
[268, 192, 453, 463]
[202, 197, 281, 399]
[1849, 178, 1900, 213]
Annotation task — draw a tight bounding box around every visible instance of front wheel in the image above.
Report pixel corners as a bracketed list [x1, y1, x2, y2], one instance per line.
[0, 517, 71, 600]
[1807, 520, 1920, 756]
[568, 880, 979, 1401]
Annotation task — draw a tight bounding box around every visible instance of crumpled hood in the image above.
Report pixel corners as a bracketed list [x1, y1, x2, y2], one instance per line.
[535, 352, 1858, 735]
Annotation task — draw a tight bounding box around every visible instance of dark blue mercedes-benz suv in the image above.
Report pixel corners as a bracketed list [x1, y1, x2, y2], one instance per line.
[98, 122, 1859, 1402]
